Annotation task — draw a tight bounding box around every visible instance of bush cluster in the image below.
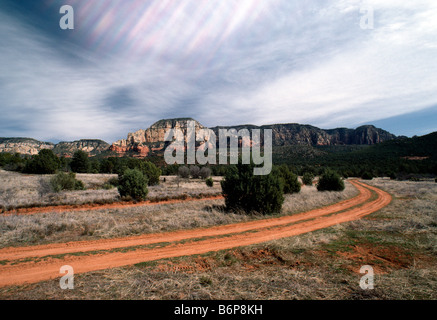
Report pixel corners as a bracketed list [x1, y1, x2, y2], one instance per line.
[50, 172, 85, 193]
[302, 172, 315, 186]
[24, 149, 60, 174]
[361, 171, 374, 180]
[205, 177, 214, 187]
[278, 165, 301, 194]
[177, 165, 211, 179]
[117, 168, 149, 201]
[221, 162, 284, 215]
[199, 167, 211, 179]
[178, 166, 190, 178]
[317, 169, 345, 191]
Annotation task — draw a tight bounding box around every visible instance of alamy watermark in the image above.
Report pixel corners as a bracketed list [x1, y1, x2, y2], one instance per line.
[164, 121, 272, 175]
[59, 5, 74, 30]
[60, 265, 74, 290]
[360, 5, 374, 30]
[359, 265, 374, 290]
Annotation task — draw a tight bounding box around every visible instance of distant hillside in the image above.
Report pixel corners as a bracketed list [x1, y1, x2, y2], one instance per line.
[0, 138, 109, 157]
[272, 131, 437, 177]
[0, 118, 399, 158]
[0, 138, 54, 155]
[210, 123, 395, 147]
[363, 132, 437, 159]
[53, 140, 110, 157]
[110, 119, 396, 157]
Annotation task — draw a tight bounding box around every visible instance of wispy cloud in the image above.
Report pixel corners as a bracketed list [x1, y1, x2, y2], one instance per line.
[0, 0, 436, 142]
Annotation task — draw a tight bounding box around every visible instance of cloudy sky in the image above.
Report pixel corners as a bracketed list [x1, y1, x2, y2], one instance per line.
[1, 0, 436, 143]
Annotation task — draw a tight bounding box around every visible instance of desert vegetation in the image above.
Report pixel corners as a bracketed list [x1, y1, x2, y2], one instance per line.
[0, 169, 226, 212]
[0, 171, 356, 248]
[0, 178, 435, 299]
[317, 169, 345, 192]
[50, 172, 85, 193]
[117, 168, 149, 201]
[278, 165, 301, 194]
[221, 162, 285, 215]
[23, 149, 61, 174]
[302, 172, 315, 186]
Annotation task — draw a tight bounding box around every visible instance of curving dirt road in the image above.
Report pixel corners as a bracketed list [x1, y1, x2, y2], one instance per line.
[0, 180, 391, 287]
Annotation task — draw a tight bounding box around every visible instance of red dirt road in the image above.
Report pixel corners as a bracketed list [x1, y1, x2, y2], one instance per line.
[0, 180, 391, 287]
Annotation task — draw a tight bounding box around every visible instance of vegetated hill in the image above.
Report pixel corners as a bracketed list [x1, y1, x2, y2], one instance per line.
[274, 132, 437, 176]
[360, 131, 437, 159]
[52, 139, 110, 157]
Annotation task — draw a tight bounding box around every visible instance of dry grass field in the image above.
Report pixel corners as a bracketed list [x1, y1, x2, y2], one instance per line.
[0, 174, 435, 300]
[0, 170, 223, 211]
[0, 170, 356, 248]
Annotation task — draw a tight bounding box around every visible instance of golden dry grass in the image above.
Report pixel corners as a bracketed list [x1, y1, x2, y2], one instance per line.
[0, 174, 357, 248]
[0, 170, 223, 211]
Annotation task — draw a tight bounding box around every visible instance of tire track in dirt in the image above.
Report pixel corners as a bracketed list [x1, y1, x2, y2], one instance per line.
[0, 181, 370, 261]
[0, 180, 391, 287]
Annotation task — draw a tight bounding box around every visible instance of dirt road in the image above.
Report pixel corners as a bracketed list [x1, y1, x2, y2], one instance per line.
[0, 180, 391, 287]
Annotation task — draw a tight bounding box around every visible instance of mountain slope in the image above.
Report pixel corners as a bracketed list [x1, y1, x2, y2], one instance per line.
[0, 118, 397, 157]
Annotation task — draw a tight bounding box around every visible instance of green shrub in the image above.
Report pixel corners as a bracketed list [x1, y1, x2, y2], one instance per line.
[221, 162, 284, 215]
[117, 168, 149, 201]
[24, 149, 60, 174]
[50, 172, 85, 193]
[199, 167, 211, 179]
[317, 169, 345, 192]
[190, 166, 201, 179]
[302, 172, 315, 186]
[0, 153, 26, 172]
[70, 150, 91, 173]
[138, 161, 161, 186]
[206, 177, 214, 187]
[178, 166, 190, 178]
[361, 171, 373, 180]
[278, 165, 301, 194]
[107, 177, 119, 187]
[102, 182, 116, 190]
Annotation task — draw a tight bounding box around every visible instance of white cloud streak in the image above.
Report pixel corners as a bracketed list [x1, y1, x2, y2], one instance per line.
[0, 0, 436, 142]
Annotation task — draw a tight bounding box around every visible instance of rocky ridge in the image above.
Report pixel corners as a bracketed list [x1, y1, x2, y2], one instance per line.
[0, 119, 396, 157]
[0, 138, 54, 156]
[53, 140, 110, 157]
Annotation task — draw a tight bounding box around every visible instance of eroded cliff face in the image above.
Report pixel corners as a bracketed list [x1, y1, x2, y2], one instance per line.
[110, 118, 205, 157]
[1, 119, 396, 158]
[211, 123, 396, 147]
[0, 138, 54, 155]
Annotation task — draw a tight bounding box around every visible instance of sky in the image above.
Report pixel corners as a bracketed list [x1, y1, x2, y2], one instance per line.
[0, 0, 436, 143]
